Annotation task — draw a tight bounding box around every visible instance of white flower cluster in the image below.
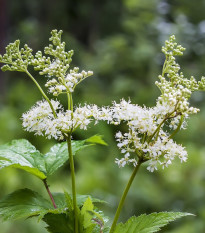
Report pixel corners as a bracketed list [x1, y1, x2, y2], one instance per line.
[22, 100, 98, 140]
[114, 125, 187, 172]
[94, 99, 188, 172]
[104, 35, 205, 172]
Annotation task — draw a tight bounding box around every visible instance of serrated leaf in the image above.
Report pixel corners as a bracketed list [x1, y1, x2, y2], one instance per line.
[41, 135, 107, 177]
[0, 139, 47, 179]
[64, 192, 73, 210]
[52, 192, 105, 209]
[43, 212, 74, 233]
[0, 189, 70, 222]
[81, 197, 94, 228]
[0, 189, 53, 221]
[85, 135, 108, 146]
[114, 212, 193, 233]
[44, 140, 90, 176]
[0, 135, 106, 179]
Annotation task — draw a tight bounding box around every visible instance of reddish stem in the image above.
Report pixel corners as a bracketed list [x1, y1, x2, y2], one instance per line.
[43, 179, 57, 209]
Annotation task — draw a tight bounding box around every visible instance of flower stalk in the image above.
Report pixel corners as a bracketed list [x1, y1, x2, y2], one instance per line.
[109, 160, 143, 233]
[67, 134, 78, 233]
[25, 70, 57, 118]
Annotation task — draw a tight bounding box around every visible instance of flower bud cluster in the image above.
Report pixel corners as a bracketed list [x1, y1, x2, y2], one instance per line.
[0, 40, 34, 72]
[0, 30, 93, 96]
[45, 67, 93, 95]
[156, 35, 205, 117]
[31, 30, 93, 95]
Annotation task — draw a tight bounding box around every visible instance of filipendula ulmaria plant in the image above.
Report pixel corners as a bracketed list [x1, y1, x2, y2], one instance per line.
[0, 31, 205, 233]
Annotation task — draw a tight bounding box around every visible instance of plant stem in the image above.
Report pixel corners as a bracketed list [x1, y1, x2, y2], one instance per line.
[67, 134, 78, 233]
[25, 70, 57, 118]
[169, 115, 184, 139]
[43, 179, 57, 209]
[109, 161, 142, 233]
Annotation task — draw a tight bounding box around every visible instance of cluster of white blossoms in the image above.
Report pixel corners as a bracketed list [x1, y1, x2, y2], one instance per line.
[92, 36, 205, 172]
[93, 99, 188, 172]
[22, 100, 98, 140]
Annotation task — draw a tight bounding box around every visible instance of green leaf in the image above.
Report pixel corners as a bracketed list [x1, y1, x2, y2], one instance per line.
[43, 135, 107, 176]
[0, 135, 107, 179]
[44, 140, 89, 176]
[43, 212, 74, 233]
[52, 192, 106, 209]
[79, 197, 95, 233]
[0, 189, 53, 221]
[81, 197, 94, 229]
[0, 139, 46, 179]
[114, 212, 193, 233]
[85, 135, 108, 146]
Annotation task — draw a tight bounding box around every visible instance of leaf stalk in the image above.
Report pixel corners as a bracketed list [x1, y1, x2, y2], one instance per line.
[43, 179, 57, 209]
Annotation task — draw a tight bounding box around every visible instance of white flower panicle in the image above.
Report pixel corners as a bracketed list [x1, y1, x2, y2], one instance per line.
[22, 100, 63, 139]
[22, 100, 98, 140]
[93, 36, 205, 172]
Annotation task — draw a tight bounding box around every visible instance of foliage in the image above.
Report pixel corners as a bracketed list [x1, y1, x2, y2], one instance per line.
[114, 212, 192, 233]
[0, 135, 106, 179]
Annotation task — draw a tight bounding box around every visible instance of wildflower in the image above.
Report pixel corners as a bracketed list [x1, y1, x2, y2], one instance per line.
[22, 100, 99, 140]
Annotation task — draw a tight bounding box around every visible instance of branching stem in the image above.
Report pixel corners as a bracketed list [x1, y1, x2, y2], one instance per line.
[25, 70, 57, 118]
[169, 115, 184, 139]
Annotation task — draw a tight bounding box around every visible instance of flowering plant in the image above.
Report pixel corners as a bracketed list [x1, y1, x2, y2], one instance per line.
[0, 30, 204, 233]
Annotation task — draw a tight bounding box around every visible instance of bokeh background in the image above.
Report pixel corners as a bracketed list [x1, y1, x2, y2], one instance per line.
[0, 0, 205, 232]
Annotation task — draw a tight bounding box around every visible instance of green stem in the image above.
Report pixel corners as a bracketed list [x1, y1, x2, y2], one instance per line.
[43, 179, 57, 209]
[162, 55, 168, 77]
[147, 117, 167, 143]
[67, 92, 71, 110]
[169, 115, 184, 139]
[67, 134, 78, 233]
[109, 161, 143, 233]
[25, 70, 57, 118]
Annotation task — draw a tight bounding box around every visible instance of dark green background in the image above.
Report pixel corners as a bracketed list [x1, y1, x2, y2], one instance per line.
[0, 0, 205, 232]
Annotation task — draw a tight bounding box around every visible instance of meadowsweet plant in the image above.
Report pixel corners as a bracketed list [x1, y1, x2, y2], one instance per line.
[0, 31, 204, 233]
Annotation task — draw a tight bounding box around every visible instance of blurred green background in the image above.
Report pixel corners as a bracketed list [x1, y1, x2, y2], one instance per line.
[0, 0, 205, 232]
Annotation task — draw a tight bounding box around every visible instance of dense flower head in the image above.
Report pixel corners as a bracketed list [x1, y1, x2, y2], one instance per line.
[22, 100, 98, 140]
